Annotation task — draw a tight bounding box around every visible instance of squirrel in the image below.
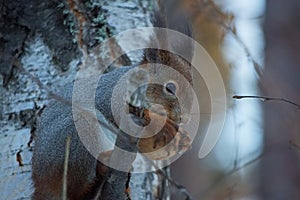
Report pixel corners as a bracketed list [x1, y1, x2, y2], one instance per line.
[32, 1, 194, 199]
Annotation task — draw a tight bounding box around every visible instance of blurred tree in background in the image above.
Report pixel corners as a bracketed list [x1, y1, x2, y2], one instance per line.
[261, 0, 300, 199]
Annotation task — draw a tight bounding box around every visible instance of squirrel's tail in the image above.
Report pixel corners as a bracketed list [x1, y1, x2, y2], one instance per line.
[143, 0, 194, 82]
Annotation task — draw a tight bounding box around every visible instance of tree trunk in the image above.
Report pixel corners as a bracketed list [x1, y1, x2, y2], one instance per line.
[261, 0, 300, 199]
[0, 0, 168, 199]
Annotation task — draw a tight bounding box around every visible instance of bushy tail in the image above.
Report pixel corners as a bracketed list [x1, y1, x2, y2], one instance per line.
[143, 0, 194, 82]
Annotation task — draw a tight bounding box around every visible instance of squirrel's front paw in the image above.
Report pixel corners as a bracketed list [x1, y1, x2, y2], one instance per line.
[137, 111, 191, 160]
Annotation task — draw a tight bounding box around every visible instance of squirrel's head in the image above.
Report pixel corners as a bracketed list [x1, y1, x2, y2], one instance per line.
[142, 52, 193, 124]
[142, 3, 194, 124]
[136, 46, 194, 160]
[133, 3, 195, 160]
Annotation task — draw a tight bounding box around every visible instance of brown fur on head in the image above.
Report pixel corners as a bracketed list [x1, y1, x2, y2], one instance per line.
[136, 1, 194, 159]
[142, 0, 194, 123]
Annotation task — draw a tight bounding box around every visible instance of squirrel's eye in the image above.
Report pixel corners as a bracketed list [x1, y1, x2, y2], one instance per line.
[164, 82, 177, 95]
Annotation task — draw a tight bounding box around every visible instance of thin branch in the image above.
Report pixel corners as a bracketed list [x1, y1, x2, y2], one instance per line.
[149, 161, 193, 200]
[233, 95, 300, 109]
[62, 135, 71, 200]
[204, 0, 263, 77]
[157, 169, 193, 200]
[200, 153, 263, 198]
[228, 31, 263, 77]
[92, 178, 106, 200]
[231, 105, 239, 169]
[227, 153, 263, 177]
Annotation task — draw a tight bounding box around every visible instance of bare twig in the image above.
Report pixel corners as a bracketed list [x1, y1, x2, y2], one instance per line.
[157, 168, 193, 200]
[228, 31, 263, 77]
[92, 179, 106, 200]
[200, 153, 263, 198]
[149, 161, 193, 200]
[233, 95, 300, 109]
[231, 105, 239, 169]
[227, 153, 263, 178]
[62, 135, 71, 200]
[204, 0, 263, 77]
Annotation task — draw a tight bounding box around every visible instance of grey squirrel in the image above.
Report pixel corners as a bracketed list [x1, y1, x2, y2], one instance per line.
[32, 2, 194, 199]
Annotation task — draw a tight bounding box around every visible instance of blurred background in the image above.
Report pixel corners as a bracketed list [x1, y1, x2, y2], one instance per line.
[171, 0, 264, 199]
[1, 0, 300, 199]
[171, 0, 300, 199]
